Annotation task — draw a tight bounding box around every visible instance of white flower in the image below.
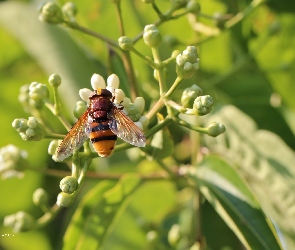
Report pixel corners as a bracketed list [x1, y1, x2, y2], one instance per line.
[91, 74, 106, 90]
[107, 74, 120, 89]
[114, 89, 125, 104]
[79, 88, 92, 102]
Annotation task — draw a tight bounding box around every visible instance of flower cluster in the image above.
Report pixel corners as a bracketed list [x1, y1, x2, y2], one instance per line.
[4, 211, 35, 233]
[0, 145, 28, 179]
[38, 2, 78, 26]
[79, 73, 148, 130]
[176, 46, 199, 79]
[18, 82, 49, 110]
[12, 117, 47, 141]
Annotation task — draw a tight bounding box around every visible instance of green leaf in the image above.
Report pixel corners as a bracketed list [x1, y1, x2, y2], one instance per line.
[0, 1, 102, 110]
[63, 173, 141, 250]
[203, 105, 295, 249]
[189, 155, 283, 250]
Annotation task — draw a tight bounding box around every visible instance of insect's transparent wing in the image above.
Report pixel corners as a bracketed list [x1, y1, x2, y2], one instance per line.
[56, 111, 91, 161]
[109, 107, 146, 147]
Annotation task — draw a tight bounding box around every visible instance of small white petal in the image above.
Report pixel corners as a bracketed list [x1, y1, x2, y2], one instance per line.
[79, 88, 92, 102]
[107, 74, 120, 89]
[114, 89, 125, 103]
[91, 74, 106, 90]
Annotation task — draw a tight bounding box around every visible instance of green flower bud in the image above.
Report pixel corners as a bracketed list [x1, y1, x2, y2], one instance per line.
[118, 36, 134, 50]
[186, 0, 201, 14]
[28, 82, 49, 109]
[176, 46, 199, 79]
[192, 95, 214, 116]
[168, 224, 180, 246]
[0, 144, 28, 179]
[143, 24, 161, 47]
[48, 74, 62, 88]
[146, 230, 158, 244]
[12, 117, 47, 141]
[139, 116, 149, 129]
[125, 103, 142, 122]
[181, 84, 203, 108]
[60, 176, 78, 194]
[171, 0, 189, 10]
[4, 211, 35, 232]
[56, 192, 75, 207]
[18, 84, 31, 113]
[122, 97, 131, 108]
[33, 188, 49, 206]
[62, 2, 77, 21]
[207, 122, 226, 137]
[133, 97, 145, 114]
[74, 101, 87, 119]
[38, 2, 64, 25]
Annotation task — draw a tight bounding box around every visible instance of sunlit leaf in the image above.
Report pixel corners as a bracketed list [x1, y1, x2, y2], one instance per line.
[0, 1, 101, 111]
[203, 105, 295, 249]
[189, 155, 283, 250]
[63, 174, 141, 250]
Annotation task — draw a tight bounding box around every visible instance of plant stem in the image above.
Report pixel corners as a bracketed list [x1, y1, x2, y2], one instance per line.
[71, 24, 119, 48]
[164, 76, 183, 98]
[151, 47, 167, 95]
[174, 118, 208, 134]
[45, 102, 72, 131]
[145, 98, 165, 121]
[114, 0, 125, 36]
[130, 47, 158, 68]
[35, 204, 62, 229]
[45, 132, 65, 140]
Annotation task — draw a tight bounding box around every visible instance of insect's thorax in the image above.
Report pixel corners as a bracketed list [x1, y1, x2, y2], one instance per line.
[89, 96, 113, 119]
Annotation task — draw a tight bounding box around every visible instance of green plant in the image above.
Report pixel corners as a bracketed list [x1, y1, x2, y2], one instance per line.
[0, 0, 294, 249]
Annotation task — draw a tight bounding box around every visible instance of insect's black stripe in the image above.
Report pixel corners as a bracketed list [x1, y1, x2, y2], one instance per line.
[91, 135, 117, 143]
[91, 124, 110, 132]
[93, 117, 109, 123]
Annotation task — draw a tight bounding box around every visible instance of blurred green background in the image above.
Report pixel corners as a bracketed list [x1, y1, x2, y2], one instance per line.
[0, 0, 294, 249]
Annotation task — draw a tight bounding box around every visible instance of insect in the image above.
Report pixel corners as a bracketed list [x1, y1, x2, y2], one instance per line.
[56, 88, 146, 161]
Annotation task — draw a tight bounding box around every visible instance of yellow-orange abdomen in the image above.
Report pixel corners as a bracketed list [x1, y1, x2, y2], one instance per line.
[89, 120, 117, 157]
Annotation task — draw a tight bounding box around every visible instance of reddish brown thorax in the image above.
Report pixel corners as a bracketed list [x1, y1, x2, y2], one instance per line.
[89, 89, 113, 119]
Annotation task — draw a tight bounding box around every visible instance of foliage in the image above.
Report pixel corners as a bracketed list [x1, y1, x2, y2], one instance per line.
[0, 0, 294, 249]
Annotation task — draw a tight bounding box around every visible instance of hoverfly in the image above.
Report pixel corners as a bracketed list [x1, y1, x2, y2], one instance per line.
[56, 88, 146, 161]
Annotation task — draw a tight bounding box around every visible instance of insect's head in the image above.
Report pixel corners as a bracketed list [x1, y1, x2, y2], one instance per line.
[89, 88, 113, 100]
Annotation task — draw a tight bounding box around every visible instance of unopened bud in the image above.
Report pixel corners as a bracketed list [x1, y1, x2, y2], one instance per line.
[48, 74, 61, 88]
[118, 36, 134, 50]
[56, 192, 74, 207]
[143, 24, 161, 47]
[207, 122, 226, 137]
[60, 176, 78, 194]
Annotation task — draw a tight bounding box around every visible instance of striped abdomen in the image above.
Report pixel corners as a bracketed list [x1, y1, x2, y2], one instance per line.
[89, 118, 117, 157]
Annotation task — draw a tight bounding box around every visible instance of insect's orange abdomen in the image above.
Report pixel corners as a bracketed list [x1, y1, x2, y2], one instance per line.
[89, 120, 117, 157]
